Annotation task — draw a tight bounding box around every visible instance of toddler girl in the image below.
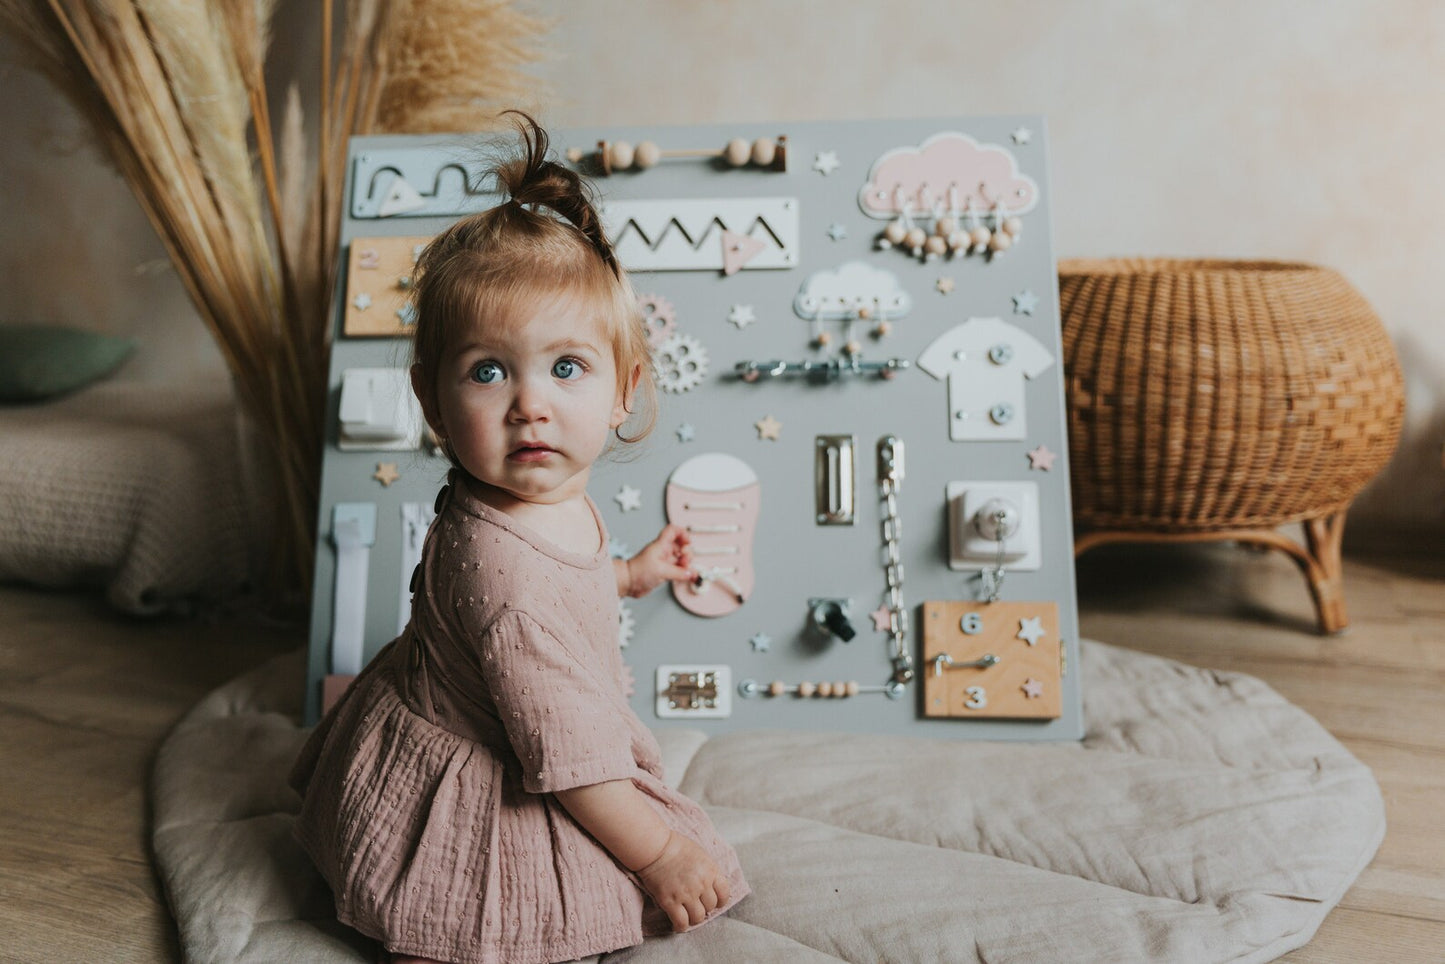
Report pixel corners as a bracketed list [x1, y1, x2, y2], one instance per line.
[291, 114, 749, 964]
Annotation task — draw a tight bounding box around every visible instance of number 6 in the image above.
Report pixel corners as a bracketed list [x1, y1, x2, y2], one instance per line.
[961, 612, 984, 635]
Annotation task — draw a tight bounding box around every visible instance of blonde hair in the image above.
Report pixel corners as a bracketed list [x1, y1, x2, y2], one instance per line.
[410, 113, 655, 471]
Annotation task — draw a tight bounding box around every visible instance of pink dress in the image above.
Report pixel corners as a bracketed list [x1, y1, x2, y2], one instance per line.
[290, 477, 749, 964]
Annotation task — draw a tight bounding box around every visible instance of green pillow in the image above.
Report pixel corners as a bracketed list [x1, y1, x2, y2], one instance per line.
[0, 324, 137, 402]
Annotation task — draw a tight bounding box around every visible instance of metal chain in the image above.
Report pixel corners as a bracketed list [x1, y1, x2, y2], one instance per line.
[878, 437, 913, 687]
[981, 514, 1008, 602]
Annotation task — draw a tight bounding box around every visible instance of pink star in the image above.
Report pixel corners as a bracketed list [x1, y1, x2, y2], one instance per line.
[1027, 444, 1057, 471]
[870, 605, 892, 632]
[1021, 678, 1044, 699]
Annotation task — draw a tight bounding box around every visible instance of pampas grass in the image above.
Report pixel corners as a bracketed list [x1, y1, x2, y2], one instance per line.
[0, 0, 549, 606]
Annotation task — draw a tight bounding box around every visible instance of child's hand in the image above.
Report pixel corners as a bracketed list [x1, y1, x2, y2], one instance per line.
[618, 524, 693, 598]
[635, 830, 731, 932]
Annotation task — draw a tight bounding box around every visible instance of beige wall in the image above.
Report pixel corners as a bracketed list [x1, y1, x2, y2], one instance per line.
[3, 0, 1441, 539]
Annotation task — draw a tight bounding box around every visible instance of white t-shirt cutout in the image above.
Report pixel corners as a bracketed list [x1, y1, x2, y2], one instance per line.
[917, 318, 1055, 441]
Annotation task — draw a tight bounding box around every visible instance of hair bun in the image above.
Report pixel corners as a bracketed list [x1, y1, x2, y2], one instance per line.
[496, 111, 621, 278]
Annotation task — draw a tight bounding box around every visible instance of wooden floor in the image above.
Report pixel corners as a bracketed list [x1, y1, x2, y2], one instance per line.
[1, 542, 1441, 962]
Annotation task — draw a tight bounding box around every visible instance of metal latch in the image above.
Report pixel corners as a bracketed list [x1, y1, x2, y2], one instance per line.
[655, 665, 733, 718]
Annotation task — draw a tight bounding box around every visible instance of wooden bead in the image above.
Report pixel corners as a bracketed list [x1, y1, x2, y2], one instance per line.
[817, 681, 833, 698]
[814, 331, 832, 347]
[883, 221, 908, 245]
[988, 232, 1013, 252]
[924, 235, 948, 258]
[750, 137, 777, 166]
[833, 682, 847, 698]
[634, 140, 661, 169]
[843, 340, 862, 356]
[768, 681, 786, 697]
[1002, 216, 1023, 237]
[608, 140, 635, 170]
[873, 320, 892, 338]
[935, 215, 957, 237]
[724, 137, 751, 166]
[797, 682, 816, 698]
[947, 230, 970, 251]
[970, 226, 992, 247]
[905, 227, 927, 251]
[845, 681, 860, 697]
[856, 305, 872, 320]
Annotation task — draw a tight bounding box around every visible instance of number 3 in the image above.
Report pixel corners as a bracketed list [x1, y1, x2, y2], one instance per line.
[964, 686, 987, 709]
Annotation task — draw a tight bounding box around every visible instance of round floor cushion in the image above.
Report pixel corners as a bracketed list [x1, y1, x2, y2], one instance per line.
[153, 641, 1383, 964]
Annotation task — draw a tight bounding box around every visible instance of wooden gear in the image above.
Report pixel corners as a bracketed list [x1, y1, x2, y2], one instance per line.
[1059, 259, 1405, 634]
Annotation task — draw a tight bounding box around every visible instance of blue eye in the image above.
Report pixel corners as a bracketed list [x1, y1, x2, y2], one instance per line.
[471, 361, 504, 384]
[552, 358, 583, 380]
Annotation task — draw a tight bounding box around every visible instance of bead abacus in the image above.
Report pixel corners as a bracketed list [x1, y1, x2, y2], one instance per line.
[737, 678, 907, 700]
[572, 136, 788, 175]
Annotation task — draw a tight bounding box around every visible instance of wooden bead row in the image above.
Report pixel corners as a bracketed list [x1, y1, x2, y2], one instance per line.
[581, 136, 787, 175]
[765, 680, 861, 698]
[878, 213, 1023, 261]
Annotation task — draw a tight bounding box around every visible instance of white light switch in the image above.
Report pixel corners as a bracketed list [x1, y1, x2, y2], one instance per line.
[338, 367, 423, 450]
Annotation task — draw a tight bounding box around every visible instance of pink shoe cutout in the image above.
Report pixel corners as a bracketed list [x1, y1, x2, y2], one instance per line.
[665, 453, 760, 618]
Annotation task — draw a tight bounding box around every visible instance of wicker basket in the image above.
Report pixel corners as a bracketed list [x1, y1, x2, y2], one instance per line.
[1058, 258, 1405, 632]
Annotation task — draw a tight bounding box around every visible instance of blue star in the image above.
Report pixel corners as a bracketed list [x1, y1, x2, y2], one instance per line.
[676, 422, 696, 443]
[1012, 289, 1039, 315]
[827, 223, 848, 241]
[749, 632, 771, 653]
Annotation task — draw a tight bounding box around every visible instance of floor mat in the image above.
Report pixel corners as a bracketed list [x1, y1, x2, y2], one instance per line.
[152, 640, 1383, 963]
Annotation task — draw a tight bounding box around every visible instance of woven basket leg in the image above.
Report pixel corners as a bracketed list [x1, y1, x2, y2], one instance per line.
[1073, 515, 1351, 635]
[1301, 510, 1349, 634]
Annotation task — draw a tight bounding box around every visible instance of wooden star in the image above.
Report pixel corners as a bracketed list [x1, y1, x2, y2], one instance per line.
[1027, 444, 1058, 471]
[1021, 677, 1044, 699]
[870, 605, 892, 632]
[754, 414, 783, 441]
[614, 484, 643, 512]
[936, 277, 955, 295]
[1017, 616, 1046, 646]
[373, 462, 400, 487]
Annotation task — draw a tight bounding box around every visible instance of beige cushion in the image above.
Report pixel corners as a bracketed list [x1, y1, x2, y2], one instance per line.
[153, 640, 1383, 963]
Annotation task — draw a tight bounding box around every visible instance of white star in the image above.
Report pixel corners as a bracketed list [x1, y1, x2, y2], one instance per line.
[754, 414, 783, 441]
[813, 150, 841, 175]
[1021, 677, 1044, 699]
[827, 222, 848, 241]
[351, 292, 372, 311]
[614, 485, 642, 513]
[1011, 126, 1032, 145]
[749, 632, 771, 653]
[727, 304, 756, 329]
[396, 303, 417, 326]
[1012, 289, 1039, 315]
[675, 422, 695, 443]
[1017, 616, 1046, 646]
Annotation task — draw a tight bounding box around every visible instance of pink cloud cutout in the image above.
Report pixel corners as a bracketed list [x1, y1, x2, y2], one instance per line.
[858, 132, 1039, 219]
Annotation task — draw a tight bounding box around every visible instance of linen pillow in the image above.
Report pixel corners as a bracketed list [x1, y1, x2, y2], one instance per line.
[0, 324, 137, 402]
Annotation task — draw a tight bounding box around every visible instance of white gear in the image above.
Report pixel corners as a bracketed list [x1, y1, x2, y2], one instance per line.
[653, 333, 709, 393]
[617, 598, 636, 648]
[637, 293, 678, 348]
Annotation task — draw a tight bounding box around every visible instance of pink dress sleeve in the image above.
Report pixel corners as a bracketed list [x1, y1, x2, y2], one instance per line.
[480, 609, 638, 794]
